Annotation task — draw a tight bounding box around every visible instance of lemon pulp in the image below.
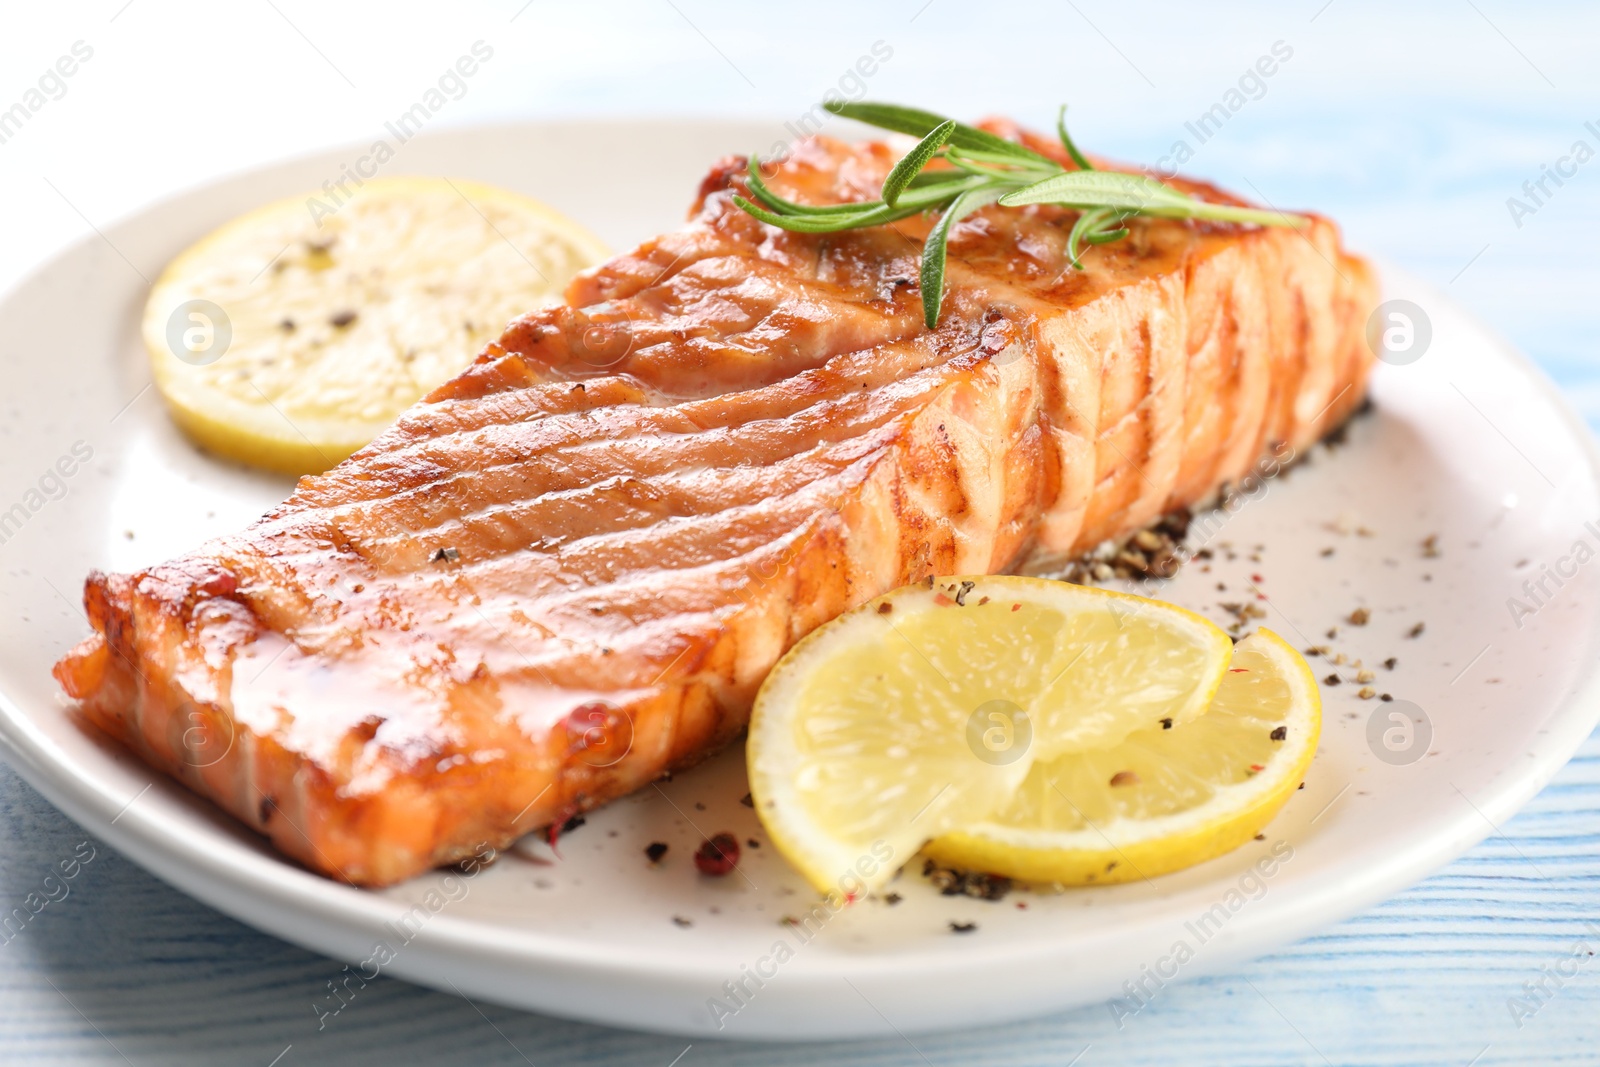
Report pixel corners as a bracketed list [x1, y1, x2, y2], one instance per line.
[143, 176, 608, 473]
[747, 576, 1235, 895]
[927, 629, 1321, 884]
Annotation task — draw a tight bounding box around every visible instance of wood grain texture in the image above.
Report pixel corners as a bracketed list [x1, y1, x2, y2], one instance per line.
[1, 735, 1596, 1066]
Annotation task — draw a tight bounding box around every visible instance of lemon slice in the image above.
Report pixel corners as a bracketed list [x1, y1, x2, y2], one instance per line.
[746, 576, 1233, 896]
[143, 176, 609, 474]
[926, 629, 1320, 885]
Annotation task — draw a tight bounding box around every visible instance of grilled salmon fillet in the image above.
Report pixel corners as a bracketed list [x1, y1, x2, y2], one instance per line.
[54, 123, 1378, 885]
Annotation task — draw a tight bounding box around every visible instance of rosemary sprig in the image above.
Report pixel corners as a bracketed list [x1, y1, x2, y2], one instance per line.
[731, 100, 1308, 328]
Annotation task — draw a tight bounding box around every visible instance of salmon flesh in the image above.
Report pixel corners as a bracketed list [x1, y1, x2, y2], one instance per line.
[54, 125, 1378, 885]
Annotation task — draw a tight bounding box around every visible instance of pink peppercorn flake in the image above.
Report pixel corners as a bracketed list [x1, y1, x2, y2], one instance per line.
[694, 833, 741, 876]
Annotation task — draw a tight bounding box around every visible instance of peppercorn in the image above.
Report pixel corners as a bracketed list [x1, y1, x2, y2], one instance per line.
[694, 832, 741, 876]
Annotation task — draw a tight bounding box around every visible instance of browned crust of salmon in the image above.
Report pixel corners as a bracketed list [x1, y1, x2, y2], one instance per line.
[53, 126, 1378, 885]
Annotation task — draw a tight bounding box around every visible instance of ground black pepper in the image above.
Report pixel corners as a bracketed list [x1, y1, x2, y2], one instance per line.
[922, 860, 1013, 901]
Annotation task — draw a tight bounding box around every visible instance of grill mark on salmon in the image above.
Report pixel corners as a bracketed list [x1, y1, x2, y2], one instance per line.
[342, 352, 951, 559]
[53, 125, 1378, 884]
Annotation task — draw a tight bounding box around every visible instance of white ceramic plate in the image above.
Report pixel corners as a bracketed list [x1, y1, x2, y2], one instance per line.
[2, 121, 1598, 1042]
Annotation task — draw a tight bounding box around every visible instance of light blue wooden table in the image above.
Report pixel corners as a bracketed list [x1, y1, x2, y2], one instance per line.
[3, 1, 1598, 1062]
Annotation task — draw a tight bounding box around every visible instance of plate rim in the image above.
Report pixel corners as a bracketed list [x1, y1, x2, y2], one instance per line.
[2, 120, 1598, 1039]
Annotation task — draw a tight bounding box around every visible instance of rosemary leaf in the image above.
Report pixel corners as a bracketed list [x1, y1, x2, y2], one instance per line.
[1083, 221, 1130, 244]
[1056, 104, 1094, 172]
[892, 176, 991, 205]
[1066, 206, 1123, 270]
[743, 160, 984, 220]
[730, 195, 923, 234]
[824, 100, 1055, 166]
[1000, 170, 1192, 213]
[942, 147, 1058, 172]
[1001, 170, 1305, 227]
[882, 120, 955, 206]
[920, 186, 1005, 327]
[745, 160, 880, 216]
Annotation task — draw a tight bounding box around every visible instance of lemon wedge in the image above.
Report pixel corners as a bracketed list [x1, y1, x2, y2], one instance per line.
[746, 576, 1233, 896]
[926, 629, 1320, 884]
[143, 176, 608, 474]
